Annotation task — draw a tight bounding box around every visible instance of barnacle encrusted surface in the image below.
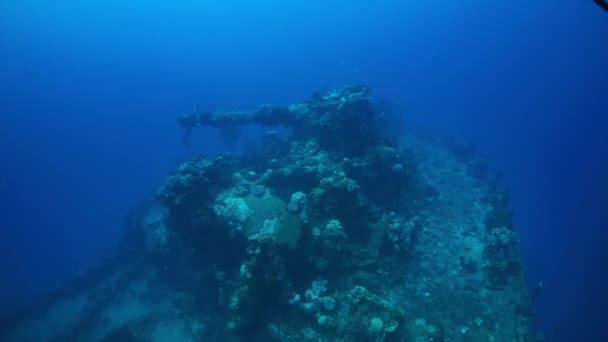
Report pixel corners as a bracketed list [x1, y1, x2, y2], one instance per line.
[0, 86, 533, 342]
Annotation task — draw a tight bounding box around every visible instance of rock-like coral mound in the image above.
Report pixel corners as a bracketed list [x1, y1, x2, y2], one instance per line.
[0, 85, 533, 342]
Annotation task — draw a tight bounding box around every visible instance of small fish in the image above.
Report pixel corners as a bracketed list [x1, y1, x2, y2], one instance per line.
[594, 0, 608, 11]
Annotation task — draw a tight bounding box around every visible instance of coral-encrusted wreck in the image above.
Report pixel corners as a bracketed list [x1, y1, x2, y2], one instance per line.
[1, 85, 534, 341]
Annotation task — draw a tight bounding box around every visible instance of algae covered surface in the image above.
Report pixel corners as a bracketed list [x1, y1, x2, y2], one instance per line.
[1, 86, 533, 341]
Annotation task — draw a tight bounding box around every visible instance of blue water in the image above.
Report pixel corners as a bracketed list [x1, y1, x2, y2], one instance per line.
[0, 0, 606, 340]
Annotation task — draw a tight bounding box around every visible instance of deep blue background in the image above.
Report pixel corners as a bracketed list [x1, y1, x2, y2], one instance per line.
[0, 1, 606, 340]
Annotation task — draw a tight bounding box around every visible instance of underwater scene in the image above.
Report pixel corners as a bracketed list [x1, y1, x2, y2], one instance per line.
[0, 1, 607, 342]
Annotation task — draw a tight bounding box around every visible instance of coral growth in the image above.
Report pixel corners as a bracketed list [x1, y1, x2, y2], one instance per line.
[1, 85, 534, 342]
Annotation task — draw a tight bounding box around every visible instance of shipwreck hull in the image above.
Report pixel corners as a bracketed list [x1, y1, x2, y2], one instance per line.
[1, 86, 534, 342]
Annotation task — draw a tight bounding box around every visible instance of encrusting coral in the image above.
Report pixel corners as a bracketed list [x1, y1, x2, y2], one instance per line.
[158, 85, 533, 341]
[0, 85, 535, 342]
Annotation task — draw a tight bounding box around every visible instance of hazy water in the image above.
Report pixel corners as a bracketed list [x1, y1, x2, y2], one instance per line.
[0, 1, 607, 340]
